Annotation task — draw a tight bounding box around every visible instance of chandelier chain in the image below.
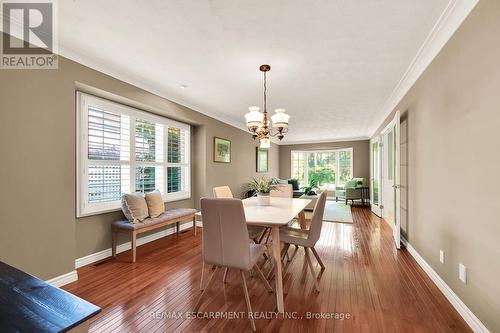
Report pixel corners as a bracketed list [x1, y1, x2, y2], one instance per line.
[263, 71, 267, 114]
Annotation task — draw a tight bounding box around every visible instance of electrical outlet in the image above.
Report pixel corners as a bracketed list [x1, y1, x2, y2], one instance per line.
[459, 264, 467, 284]
[439, 250, 445, 264]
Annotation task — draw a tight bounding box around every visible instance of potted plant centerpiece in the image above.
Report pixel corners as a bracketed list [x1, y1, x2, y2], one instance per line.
[246, 177, 277, 206]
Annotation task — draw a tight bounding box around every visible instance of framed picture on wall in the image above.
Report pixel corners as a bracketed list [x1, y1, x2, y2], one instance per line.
[256, 147, 269, 172]
[213, 137, 231, 163]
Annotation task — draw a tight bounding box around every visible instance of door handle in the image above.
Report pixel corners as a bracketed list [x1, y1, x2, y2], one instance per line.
[392, 184, 402, 189]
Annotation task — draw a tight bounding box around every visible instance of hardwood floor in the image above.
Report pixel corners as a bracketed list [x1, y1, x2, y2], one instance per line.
[64, 206, 471, 332]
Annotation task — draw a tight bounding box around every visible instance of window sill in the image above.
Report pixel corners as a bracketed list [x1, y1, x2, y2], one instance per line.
[77, 193, 192, 218]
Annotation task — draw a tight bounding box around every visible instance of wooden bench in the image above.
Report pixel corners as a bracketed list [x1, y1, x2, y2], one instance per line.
[111, 208, 197, 262]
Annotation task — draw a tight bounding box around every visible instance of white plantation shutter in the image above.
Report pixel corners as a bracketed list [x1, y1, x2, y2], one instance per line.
[84, 106, 131, 210]
[134, 119, 164, 194]
[77, 93, 191, 217]
[167, 127, 189, 197]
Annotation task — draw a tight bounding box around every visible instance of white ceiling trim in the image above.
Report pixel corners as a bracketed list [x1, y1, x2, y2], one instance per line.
[58, 45, 250, 133]
[368, 0, 479, 137]
[278, 136, 370, 146]
[59, 46, 287, 144]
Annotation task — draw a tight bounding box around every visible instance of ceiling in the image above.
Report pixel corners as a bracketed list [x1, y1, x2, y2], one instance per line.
[58, 0, 451, 143]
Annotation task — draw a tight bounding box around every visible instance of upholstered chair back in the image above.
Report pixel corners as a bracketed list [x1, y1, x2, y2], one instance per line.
[307, 191, 327, 245]
[270, 184, 293, 198]
[200, 198, 252, 270]
[213, 186, 233, 198]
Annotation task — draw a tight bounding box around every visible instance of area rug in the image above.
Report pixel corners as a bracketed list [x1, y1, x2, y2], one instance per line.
[322, 201, 353, 223]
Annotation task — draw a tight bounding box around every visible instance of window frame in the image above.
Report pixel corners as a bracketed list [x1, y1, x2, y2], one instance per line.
[290, 148, 354, 189]
[77, 92, 191, 217]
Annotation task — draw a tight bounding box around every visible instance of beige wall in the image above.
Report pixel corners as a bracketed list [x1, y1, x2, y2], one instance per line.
[0, 49, 279, 279]
[372, 1, 500, 331]
[278, 140, 370, 182]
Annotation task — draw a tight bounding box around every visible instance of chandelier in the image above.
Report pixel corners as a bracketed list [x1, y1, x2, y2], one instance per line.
[244, 64, 290, 148]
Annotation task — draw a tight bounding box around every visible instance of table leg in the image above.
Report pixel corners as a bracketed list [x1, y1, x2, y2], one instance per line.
[298, 210, 306, 229]
[271, 226, 284, 313]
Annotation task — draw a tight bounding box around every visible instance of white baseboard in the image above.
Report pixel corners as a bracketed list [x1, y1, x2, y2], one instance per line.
[401, 238, 490, 333]
[75, 220, 202, 269]
[46, 270, 78, 288]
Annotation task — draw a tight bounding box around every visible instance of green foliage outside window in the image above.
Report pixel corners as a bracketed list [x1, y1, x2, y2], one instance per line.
[308, 167, 335, 187]
[135, 119, 156, 162]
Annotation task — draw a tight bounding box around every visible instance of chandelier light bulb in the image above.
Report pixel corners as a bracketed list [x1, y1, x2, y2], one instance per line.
[260, 138, 271, 149]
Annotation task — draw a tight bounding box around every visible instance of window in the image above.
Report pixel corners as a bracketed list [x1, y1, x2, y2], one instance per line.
[291, 149, 353, 189]
[291, 152, 305, 185]
[77, 92, 191, 217]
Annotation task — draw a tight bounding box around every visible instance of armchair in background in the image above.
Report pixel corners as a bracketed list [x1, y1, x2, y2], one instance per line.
[335, 178, 366, 205]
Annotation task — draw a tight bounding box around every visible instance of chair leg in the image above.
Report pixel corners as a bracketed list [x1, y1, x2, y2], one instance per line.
[192, 215, 197, 236]
[131, 231, 137, 263]
[280, 243, 290, 261]
[200, 262, 206, 291]
[304, 247, 320, 292]
[311, 247, 325, 270]
[267, 243, 288, 280]
[194, 266, 219, 313]
[264, 229, 271, 244]
[266, 258, 275, 280]
[223, 267, 229, 283]
[257, 227, 268, 244]
[111, 229, 117, 258]
[268, 243, 295, 281]
[282, 245, 299, 276]
[240, 271, 256, 331]
[253, 265, 273, 293]
[288, 245, 299, 262]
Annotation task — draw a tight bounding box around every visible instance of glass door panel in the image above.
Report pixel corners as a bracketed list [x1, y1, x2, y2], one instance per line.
[371, 137, 381, 216]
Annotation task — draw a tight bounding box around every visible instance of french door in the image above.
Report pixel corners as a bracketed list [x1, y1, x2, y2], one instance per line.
[381, 111, 401, 249]
[370, 137, 382, 216]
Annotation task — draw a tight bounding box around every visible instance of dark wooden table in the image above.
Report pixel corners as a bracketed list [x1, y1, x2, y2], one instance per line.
[0, 261, 100, 332]
[355, 185, 370, 206]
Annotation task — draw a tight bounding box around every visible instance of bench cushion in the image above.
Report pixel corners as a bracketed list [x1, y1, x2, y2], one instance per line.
[112, 208, 197, 230]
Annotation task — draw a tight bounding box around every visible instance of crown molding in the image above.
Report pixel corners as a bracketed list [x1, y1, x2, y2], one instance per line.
[278, 136, 370, 146]
[368, 0, 479, 137]
[58, 45, 250, 132]
[59, 46, 289, 145]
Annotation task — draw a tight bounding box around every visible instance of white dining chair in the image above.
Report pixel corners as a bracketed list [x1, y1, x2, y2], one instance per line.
[270, 184, 293, 198]
[278, 191, 327, 292]
[209, 185, 267, 285]
[213, 185, 233, 199]
[195, 198, 273, 331]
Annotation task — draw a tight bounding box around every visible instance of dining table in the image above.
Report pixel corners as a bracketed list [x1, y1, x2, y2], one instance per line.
[196, 196, 311, 313]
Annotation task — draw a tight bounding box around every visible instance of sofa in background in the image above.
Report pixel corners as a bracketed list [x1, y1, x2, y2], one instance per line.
[287, 179, 305, 198]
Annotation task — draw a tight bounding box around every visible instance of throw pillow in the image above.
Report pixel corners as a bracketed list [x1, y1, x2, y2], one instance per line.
[145, 190, 165, 218]
[121, 192, 149, 223]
